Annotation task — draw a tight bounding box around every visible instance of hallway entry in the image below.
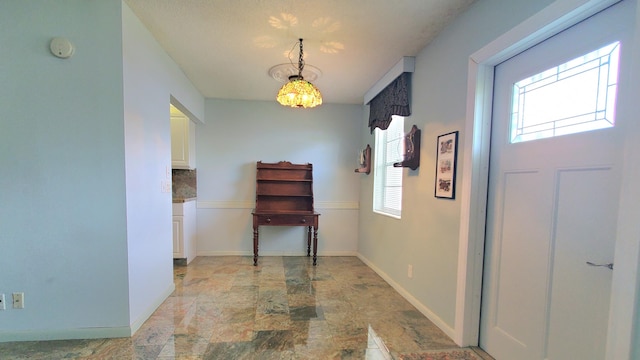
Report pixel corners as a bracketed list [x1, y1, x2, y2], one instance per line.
[479, 1, 633, 359]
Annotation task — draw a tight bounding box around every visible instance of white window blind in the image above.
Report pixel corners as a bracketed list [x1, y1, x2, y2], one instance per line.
[373, 115, 404, 218]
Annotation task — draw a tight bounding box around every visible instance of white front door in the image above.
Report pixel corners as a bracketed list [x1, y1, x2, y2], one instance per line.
[480, 2, 634, 359]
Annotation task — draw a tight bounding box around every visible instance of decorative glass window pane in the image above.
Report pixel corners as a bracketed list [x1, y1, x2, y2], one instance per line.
[510, 41, 620, 143]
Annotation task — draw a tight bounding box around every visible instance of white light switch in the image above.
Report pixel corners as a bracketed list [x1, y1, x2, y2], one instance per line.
[161, 181, 172, 193]
[12, 292, 24, 309]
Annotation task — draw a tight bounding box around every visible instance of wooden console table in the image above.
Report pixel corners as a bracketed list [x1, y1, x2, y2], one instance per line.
[252, 161, 320, 266]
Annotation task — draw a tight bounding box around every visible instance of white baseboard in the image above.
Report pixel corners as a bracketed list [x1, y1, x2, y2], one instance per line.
[196, 250, 250, 256]
[356, 253, 457, 340]
[129, 282, 175, 335]
[0, 326, 131, 343]
[0, 283, 176, 343]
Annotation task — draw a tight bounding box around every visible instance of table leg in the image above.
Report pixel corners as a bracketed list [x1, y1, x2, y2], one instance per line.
[253, 226, 259, 266]
[313, 226, 318, 266]
[307, 226, 312, 256]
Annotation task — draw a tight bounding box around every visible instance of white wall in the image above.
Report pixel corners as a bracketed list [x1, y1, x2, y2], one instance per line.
[196, 99, 363, 257]
[359, 1, 640, 356]
[0, 1, 130, 339]
[121, 3, 204, 332]
[357, 0, 556, 337]
[0, 0, 205, 341]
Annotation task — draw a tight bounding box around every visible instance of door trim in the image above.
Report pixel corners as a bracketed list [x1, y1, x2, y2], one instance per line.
[455, 1, 637, 359]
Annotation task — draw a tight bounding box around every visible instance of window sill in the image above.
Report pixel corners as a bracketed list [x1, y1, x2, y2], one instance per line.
[373, 209, 401, 220]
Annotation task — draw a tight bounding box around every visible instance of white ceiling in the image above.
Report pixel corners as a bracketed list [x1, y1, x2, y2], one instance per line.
[124, 0, 475, 105]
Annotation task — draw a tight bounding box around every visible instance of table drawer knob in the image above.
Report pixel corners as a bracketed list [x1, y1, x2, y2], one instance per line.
[300, 218, 306, 223]
[266, 218, 271, 223]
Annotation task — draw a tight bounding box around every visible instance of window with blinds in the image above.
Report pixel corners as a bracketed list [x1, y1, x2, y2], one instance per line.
[373, 115, 404, 218]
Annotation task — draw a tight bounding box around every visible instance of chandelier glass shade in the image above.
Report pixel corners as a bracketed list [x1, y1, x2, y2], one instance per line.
[277, 75, 323, 108]
[276, 39, 323, 108]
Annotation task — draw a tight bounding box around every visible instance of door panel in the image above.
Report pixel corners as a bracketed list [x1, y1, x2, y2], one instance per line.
[490, 170, 550, 356]
[546, 167, 617, 359]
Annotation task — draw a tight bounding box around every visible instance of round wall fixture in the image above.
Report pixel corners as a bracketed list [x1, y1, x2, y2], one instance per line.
[50, 37, 74, 59]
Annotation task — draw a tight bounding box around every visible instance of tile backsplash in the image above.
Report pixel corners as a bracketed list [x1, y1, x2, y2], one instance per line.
[172, 169, 197, 199]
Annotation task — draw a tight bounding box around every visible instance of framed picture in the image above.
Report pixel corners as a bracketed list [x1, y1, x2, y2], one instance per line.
[434, 131, 459, 199]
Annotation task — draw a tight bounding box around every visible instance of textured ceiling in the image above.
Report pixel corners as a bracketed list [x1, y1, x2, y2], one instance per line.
[125, 0, 475, 105]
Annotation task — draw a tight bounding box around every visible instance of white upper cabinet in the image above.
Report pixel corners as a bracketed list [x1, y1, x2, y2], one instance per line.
[170, 106, 196, 169]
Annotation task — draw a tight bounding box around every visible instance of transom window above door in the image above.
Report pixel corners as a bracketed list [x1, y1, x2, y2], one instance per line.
[510, 41, 620, 143]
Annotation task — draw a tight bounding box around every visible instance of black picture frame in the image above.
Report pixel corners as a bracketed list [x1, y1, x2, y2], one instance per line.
[434, 131, 459, 199]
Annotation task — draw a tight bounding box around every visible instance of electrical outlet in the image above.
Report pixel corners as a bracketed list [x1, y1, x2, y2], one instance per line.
[166, 165, 171, 179]
[0, 294, 5, 310]
[407, 264, 413, 279]
[12, 292, 24, 309]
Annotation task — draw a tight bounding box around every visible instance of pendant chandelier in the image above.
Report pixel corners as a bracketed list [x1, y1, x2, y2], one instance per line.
[276, 39, 323, 108]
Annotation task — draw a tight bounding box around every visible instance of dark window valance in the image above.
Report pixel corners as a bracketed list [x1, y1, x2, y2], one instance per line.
[368, 72, 411, 133]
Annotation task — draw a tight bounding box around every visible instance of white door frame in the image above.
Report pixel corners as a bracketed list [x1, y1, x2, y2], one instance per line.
[455, 0, 640, 359]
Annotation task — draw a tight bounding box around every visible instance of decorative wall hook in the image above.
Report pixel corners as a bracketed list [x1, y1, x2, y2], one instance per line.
[393, 125, 421, 170]
[355, 144, 371, 174]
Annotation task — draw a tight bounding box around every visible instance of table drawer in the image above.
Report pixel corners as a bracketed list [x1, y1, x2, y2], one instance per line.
[257, 214, 316, 226]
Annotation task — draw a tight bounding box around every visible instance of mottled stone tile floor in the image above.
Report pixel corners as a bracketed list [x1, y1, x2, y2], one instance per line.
[0, 256, 494, 359]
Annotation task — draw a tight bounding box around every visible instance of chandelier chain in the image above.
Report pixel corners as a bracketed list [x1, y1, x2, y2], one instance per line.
[298, 38, 304, 76]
